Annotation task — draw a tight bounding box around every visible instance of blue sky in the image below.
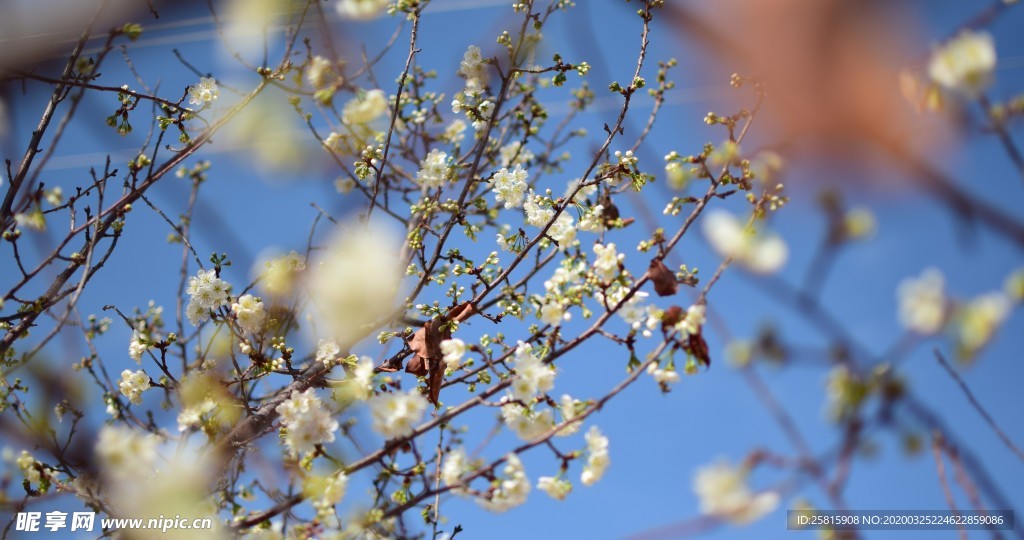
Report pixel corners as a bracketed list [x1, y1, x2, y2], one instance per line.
[2, 1, 1023, 539]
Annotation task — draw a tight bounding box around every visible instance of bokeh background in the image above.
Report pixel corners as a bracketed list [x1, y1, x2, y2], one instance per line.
[1, 0, 1023, 538]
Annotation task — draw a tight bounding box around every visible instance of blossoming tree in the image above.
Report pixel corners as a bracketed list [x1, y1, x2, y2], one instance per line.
[2, 0, 1023, 539]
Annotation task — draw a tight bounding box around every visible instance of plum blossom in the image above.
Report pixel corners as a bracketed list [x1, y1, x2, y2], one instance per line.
[118, 369, 150, 405]
[415, 149, 449, 188]
[440, 338, 467, 369]
[342, 89, 387, 125]
[897, 268, 946, 334]
[479, 453, 529, 512]
[509, 341, 555, 402]
[492, 164, 529, 209]
[231, 294, 267, 334]
[694, 460, 779, 525]
[580, 426, 610, 486]
[187, 77, 219, 107]
[702, 210, 787, 274]
[275, 389, 339, 456]
[367, 390, 429, 439]
[336, 0, 389, 20]
[928, 30, 996, 97]
[523, 190, 555, 227]
[537, 476, 572, 500]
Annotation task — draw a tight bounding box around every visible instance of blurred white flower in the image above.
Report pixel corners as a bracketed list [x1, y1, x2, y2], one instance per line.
[501, 402, 554, 441]
[592, 243, 622, 283]
[897, 268, 946, 334]
[316, 339, 341, 366]
[258, 251, 306, 297]
[702, 210, 787, 274]
[537, 476, 572, 500]
[440, 338, 467, 369]
[509, 341, 555, 402]
[441, 447, 470, 489]
[580, 426, 609, 486]
[342, 89, 387, 125]
[368, 390, 429, 439]
[275, 389, 339, 456]
[647, 363, 680, 385]
[694, 460, 779, 525]
[307, 55, 334, 89]
[479, 453, 529, 513]
[415, 148, 449, 188]
[956, 292, 1011, 354]
[337, 0, 389, 20]
[928, 30, 996, 97]
[307, 224, 401, 347]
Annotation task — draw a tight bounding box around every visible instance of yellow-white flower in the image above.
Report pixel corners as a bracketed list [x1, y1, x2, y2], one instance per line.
[580, 426, 610, 486]
[703, 210, 787, 274]
[479, 453, 529, 512]
[367, 390, 429, 439]
[537, 476, 572, 500]
[956, 292, 1011, 354]
[231, 294, 267, 334]
[336, 0, 389, 19]
[897, 268, 946, 334]
[440, 338, 467, 369]
[928, 30, 996, 97]
[694, 460, 779, 525]
[118, 369, 151, 405]
[342, 89, 388, 125]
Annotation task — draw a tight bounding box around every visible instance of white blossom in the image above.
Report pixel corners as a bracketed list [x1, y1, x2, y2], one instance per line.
[556, 394, 584, 437]
[538, 302, 566, 326]
[415, 148, 450, 188]
[523, 190, 554, 227]
[897, 268, 946, 334]
[458, 45, 488, 82]
[336, 0, 389, 20]
[956, 292, 1011, 353]
[342, 89, 387, 125]
[441, 447, 470, 489]
[702, 210, 787, 274]
[275, 389, 339, 456]
[675, 304, 706, 338]
[547, 212, 576, 247]
[231, 294, 267, 334]
[316, 339, 341, 366]
[306, 55, 333, 89]
[440, 338, 467, 369]
[580, 426, 610, 486]
[509, 341, 555, 402]
[187, 77, 219, 107]
[118, 369, 150, 405]
[647, 362, 681, 385]
[309, 225, 401, 346]
[368, 390, 429, 439]
[128, 331, 148, 363]
[578, 205, 606, 233]
[592, 243, 622, 283]
[501, 402, 554, 441]
[185, 268, 231, 326]
[444, 119, 467, 144]
[928, 30, 996, 96]
[500, 141, 534, 166]
[492, 164, 529, 209]
[537, 476, 572, 500]
[479, 453, 529, 512]
[694, 460, 779, 525]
